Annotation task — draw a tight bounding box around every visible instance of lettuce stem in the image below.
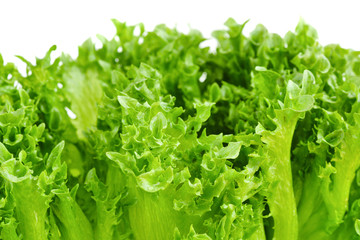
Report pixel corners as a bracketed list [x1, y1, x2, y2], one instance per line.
[261, 111, 299, 240]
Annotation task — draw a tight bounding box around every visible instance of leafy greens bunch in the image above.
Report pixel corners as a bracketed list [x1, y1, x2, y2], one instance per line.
[1, 18, 360, 240]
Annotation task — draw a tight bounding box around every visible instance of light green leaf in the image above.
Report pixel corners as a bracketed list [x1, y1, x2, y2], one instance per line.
[217, 142, 242, 159]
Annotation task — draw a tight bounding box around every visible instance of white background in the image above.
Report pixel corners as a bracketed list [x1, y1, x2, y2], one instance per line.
[1, 0, 360, 70]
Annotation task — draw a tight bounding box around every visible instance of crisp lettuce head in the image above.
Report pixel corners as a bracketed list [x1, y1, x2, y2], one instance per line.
[1, 18, 360, 240]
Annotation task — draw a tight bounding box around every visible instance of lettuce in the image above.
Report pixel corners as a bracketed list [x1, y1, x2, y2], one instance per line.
[1, 18, 360, 239]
